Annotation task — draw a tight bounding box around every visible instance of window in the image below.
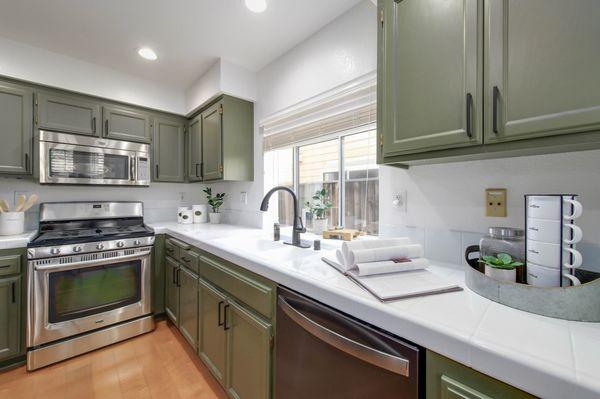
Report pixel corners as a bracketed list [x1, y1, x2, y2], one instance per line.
[264, 125, 379, 235]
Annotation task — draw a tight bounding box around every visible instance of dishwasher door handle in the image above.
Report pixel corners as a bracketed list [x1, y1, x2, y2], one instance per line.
[278, 295, 410, 377]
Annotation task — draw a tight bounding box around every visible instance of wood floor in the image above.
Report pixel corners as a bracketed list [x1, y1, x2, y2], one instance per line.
[0, 320, 228, 399]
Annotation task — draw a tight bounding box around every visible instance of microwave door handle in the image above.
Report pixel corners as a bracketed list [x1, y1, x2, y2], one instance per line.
[130, 156, 136, 181]
[277, 295, 410, 377]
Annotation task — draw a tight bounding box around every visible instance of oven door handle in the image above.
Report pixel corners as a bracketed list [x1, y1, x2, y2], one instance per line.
[278, 295, 410, 377]
[33, 249, 152, 272]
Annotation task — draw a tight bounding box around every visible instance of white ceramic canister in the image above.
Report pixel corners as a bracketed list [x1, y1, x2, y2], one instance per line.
[526, 262, 581, 287]
[0, 212, 25, 236]
[180, 209, 193, 224]
[192, 205, 208, 224]
[177, 207, 189, 224]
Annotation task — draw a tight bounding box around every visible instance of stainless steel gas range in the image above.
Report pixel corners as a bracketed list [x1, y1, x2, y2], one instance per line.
[26, 201, 155, 370]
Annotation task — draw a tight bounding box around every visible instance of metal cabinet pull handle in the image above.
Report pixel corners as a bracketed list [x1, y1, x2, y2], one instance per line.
[11, 282, 15, 303]
[278, 295, 410, 377]
[217, 301, 224, 326]
[492, 86, 500, 135]
[195, 163, 200, 178]
[172, 266, 177, 284]
[25, 153, 29, 172]
[200, 163, 204, 179]
[466, 93, 473, 139]
[176, 268, 181, 287]
[92, 116, 96, 133]
[105, 119, 109, 134]
[223, 304, 230, 330]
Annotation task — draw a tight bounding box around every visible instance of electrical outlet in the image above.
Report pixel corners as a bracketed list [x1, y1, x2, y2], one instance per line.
[392, 191, 407, 213]
[240, 191, 248, 205]
[486, 188, 507, 217]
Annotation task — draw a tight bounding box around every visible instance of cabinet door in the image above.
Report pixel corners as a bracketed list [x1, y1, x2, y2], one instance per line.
[152, 235, 165, 315]
[226, 300, 272, 399]
[201, 102, 223, 181]
[37, 91, 101, 136]
[379, 0, 481, 157]
[0, 276, 20, 361]
[178, 267, 198, 349]
[485, 0, 600, 143]
[153, 116, 185, 182]
[198, 278, 227, 385]
[188, 114, 203, 181]
[103, 104, 152, 143]
[165, 257, 179, 324]
[0, 81, 32, 174]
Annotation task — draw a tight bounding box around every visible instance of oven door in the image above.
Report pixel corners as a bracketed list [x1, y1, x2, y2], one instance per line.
[27, 248, 152, 348]
[39, 140, 139, 185]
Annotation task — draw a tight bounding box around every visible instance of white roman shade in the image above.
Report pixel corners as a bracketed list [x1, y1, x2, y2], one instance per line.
[261, 72, 376, 151]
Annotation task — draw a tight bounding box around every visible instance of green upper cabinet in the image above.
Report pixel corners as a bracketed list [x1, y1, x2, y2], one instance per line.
[200, 95, 254, 182]
[201, 101, 224, 181]
[226, 300, 272, 399]
[378, 0, 482, 158]
[188, 114, 203, 182]
[103, 104, 152, 143]
[484, 0, 600, 143]
[36, 91, 101, 136]
[198, 278, 228, 385]
[0, 80, 33, 175]
[0, 274, 21, 363]
[165, 257, 180, 325]
[153, 115, 186, 182]
[178, 266, 198, 349]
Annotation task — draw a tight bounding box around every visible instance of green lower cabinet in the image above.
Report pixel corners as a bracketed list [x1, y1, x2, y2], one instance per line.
[226, 300, 271, 399]
[165, 257, 180, 324]
[178, 266, 198, 349]
[198, 278, 228, 385]
[427, 351, 536, 399]
[0, 275, 20, 362]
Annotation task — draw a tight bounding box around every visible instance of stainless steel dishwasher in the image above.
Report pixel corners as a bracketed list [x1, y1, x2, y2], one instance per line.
[276, 287, 422, 398]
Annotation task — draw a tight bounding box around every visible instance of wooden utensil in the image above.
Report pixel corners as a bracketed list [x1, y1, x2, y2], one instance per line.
[0, 199, 10, 213]
[15, 195, 26, 212]
[20, 194, 38, 212]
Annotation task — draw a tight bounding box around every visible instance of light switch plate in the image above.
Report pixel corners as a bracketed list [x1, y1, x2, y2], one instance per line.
[486, 188, 507, 217]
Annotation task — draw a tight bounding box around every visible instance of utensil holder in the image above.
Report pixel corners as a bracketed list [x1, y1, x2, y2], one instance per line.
[0, 212, 25, 236]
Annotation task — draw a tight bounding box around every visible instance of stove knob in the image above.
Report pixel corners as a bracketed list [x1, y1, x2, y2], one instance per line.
[73, 246, 82, 253]
[133, 240, 141, 246]
[50, 248, 61, 255]
[116, 241, 125, 248]
[96, 243, 105, 250]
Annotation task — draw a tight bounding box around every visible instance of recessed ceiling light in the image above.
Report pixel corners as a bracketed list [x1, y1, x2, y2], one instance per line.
[138, 47, 158, 61]
[245, 0, 267, 13]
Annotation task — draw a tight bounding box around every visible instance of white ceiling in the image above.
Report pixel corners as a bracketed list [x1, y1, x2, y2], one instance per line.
[0, 0, 363, 89]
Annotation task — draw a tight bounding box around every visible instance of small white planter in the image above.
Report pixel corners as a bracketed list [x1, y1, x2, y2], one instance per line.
[312, 218, 328, 235]
[209, 213, 221, 224]
[484, 264, 516, 282]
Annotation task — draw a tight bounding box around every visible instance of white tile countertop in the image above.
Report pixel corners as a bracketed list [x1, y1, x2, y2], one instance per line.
[149, 222, 600, 399]
[0, 230, 37, 250]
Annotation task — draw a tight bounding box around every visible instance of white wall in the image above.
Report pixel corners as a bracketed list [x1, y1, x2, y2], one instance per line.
[0, 37, 185, 114]
[0, 177, 207, 229]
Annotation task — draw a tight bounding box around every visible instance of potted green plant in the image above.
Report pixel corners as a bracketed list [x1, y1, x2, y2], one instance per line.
[203, 188, 226, 224]
[304, 188, 333, 235]
[479, 253, 524, 282]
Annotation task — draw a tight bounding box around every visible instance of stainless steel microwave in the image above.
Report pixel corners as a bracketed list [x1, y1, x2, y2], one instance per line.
[39, 131, 150, 186]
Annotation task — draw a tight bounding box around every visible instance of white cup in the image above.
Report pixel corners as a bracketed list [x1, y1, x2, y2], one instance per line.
[0, 212, 25, 236]
[527, 196, 582, 220]
[527, 240, 582, 269]
[180, 209, 193, 224]
[526, 262, 581, 287]
[527, 218, 582, 244]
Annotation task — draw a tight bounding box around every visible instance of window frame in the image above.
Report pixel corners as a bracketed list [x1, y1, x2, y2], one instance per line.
[271, 122, 377, 229]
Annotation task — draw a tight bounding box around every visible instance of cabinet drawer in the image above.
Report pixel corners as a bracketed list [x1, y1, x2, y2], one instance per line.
[0, 253, 21, 276]
[179, 248, 200, 275]
[199, 255, 274, 319]
[165, 239, 180, 260]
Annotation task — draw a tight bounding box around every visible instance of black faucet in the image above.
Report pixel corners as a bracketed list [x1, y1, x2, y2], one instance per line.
[260, 186, 310, 248]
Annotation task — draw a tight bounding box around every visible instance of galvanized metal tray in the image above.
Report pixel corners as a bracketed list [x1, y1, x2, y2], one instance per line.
[464, 264, 600, 322]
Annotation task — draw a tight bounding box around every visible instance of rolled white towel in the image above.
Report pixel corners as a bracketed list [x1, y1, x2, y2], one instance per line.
[341, 238, 411, 265]
[347, 244, 424, 266]
[354, 258, 430, 276]
[336, 250, 347, 268]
